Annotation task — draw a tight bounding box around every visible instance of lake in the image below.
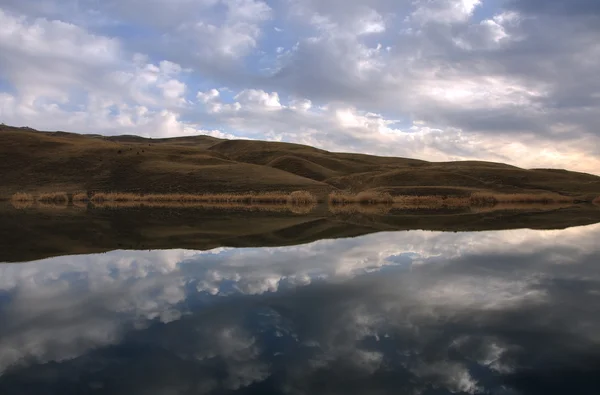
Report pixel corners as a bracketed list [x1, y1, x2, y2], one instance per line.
[0, 214, 599, 394]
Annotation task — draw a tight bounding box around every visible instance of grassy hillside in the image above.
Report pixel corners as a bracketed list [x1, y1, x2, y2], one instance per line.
[1, 125, 600, 200]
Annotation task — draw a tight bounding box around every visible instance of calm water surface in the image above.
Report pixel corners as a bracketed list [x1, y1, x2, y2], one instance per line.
[1, 224, 600, 394]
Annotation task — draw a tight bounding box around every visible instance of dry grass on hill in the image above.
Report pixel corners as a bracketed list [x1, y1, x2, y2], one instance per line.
[1, 125, 600, 201]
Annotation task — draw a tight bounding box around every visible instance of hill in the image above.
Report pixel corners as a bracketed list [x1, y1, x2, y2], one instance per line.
[1, 124, 600, 200]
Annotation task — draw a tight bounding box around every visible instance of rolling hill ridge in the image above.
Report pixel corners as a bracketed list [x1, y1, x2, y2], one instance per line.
[1, 124, 600, 200]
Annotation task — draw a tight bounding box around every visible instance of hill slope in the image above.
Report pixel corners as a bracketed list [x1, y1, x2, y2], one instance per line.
[1, 125, 599, 199]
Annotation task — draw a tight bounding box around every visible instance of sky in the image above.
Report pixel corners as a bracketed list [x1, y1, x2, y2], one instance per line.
[0, 0, 599, 173]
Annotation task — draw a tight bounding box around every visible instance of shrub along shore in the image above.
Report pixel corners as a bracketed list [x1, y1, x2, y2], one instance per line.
[327, 191, 581, 207]
[8, 190, 597, 210]
[10, 191, 318, 207]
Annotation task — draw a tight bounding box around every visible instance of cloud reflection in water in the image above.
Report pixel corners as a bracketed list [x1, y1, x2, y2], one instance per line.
[0, 224, 600, 394]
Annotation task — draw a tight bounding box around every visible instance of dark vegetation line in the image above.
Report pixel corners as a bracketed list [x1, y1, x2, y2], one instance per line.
[9, 190, 597, 211]
[9, 191, 318, 210]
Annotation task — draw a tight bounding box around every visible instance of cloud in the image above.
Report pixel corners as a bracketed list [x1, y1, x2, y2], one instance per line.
[192, 88, 600, 171]
[411, 0, 482, 24]
[0, 9, 216, 137]
[0, 1, 599, 173]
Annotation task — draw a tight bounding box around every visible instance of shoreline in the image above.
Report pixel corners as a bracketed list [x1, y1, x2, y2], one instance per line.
[7, 190, 598, 211]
